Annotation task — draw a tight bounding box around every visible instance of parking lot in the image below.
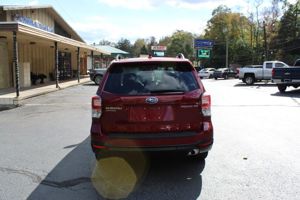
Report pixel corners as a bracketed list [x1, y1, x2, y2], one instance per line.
[202, 78, 300, 199]
[0, 79, 299, 200]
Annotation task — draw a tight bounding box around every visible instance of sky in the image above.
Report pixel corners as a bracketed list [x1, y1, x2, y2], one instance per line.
[2, 0, 298, 44]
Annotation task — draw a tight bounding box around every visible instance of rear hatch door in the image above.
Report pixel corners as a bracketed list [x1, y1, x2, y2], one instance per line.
[99, 61, 204, 134]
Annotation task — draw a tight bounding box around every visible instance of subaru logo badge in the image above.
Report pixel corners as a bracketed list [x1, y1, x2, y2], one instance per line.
[146, 97, 158, 104]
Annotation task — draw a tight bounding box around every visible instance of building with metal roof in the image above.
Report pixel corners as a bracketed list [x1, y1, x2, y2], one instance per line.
[0, 5, 109, 96]
[93, 45, 129, 57]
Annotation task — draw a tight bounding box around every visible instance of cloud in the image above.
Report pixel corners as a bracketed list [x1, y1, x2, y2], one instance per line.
[28, 0, 39, 6]
[97, 0, 292, 13]
[71, 15, 207, 44]
[97, 0, 252, 11]
[166, 0, 249, 10]
[97, 0, 159, 10]
[74, 0, 295, 43]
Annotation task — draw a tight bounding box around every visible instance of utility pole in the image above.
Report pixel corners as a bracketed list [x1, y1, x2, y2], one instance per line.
[223, 27, 229, 68]
[226, 37, 229, 68]
[263, 21, 268, 61]
[255, 0, 262, 63]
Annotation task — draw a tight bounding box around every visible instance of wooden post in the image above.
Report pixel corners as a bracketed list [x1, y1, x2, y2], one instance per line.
[77, 47, 80, 83]
[55, 42, 59, 88]
[91, 50, 94, 70]
[13, 31, 20, 97]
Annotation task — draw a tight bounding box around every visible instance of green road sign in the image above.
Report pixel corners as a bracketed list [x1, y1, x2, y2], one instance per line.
[198, 49, 210, 58]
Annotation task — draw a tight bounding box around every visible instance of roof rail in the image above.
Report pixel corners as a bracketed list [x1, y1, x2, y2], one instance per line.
[176, 53, 185, 59]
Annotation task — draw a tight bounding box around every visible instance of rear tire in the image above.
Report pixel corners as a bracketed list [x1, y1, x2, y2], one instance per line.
[245, 75, 255, 85]
[278, 85, 287, 93]
[94, 75, 103, 85]
[214, 77, 217, 80]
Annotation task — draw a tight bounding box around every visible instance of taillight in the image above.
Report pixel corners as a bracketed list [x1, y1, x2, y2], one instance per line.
[272, 68, 275, 77]
[201, 92, 211, 117]
[92, 96, 102, 118]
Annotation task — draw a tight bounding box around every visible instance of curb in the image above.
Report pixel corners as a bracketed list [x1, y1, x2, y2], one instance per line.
[1, 79, 92, 107]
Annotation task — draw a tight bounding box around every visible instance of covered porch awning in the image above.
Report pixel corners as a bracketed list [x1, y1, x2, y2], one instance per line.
[0, 22, 110, 55]
[0, 22, 110, 97]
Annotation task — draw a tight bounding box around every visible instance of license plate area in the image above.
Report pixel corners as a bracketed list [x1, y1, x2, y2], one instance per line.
[129, 106, 171, 122]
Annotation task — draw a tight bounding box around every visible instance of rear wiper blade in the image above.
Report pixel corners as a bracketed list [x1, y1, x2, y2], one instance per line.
[150, 89, 185, 94]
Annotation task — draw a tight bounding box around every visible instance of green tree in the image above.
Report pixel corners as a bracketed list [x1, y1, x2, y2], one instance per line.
[115, 38, 133, 56]
[146, 36, 158, 52]
[98, 39, 114, 46]
[261, 0, 281, 60]
[275, 0, 300, 62]
[158, 36, 171, 46]
[166, 30, 194, 59]
[140, 45, 148, 55]
[132, 39, 147, 57]
[204, 6, 254, 67]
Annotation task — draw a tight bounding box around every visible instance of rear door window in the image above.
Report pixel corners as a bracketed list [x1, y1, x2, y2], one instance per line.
[275, 63, 285, 68]
[104, 62, 199, 95]
[266, 63, 273, 69]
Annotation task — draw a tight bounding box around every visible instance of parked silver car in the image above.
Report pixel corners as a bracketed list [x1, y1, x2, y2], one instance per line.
[198, 68, 216, 79]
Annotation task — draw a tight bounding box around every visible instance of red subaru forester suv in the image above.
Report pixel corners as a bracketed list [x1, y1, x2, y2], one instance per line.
[90, 55, 213, 160]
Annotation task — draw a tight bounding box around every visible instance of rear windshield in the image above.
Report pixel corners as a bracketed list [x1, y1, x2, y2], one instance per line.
[103, 62, 199, 95]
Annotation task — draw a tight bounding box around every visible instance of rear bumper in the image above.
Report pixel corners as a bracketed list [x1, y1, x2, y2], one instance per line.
[199, 74, 209, 78]
[90, 129, 213, 153]
[273, 78, 300, 85]
[91, 139, 213, 153]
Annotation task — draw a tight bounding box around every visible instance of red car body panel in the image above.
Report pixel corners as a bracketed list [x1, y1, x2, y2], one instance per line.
[90, 57, 213, 152]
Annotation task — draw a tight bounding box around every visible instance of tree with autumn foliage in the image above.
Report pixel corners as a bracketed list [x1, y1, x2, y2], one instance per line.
[203, 5, 255, 67]
[273, 0, 300, 64]
[165, 30, 195, 59]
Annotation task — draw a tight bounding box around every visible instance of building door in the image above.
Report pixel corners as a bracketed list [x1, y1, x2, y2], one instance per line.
[58, 52, 72, 79]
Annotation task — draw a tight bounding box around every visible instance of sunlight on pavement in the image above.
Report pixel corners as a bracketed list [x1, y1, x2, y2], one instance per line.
[91, 152, 149, 199]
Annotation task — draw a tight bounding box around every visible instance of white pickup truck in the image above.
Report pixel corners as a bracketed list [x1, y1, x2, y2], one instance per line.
[238, 61, 289, 85]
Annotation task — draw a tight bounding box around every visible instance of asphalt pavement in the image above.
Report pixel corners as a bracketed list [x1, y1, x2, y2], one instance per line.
[0, 80, 299, 200]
